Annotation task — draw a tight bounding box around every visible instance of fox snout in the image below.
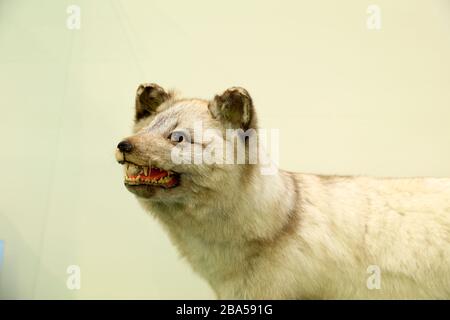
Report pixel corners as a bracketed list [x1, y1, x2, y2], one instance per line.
[115, 139, 132, 165]
[117, 140, 133, 153]
[115, 133, 174, 169]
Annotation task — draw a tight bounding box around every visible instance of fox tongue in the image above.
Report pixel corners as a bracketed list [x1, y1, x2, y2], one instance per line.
[141, 167, 168, 180]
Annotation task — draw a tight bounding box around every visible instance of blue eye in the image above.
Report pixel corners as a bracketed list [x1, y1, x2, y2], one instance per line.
[169, 130, 191, 143]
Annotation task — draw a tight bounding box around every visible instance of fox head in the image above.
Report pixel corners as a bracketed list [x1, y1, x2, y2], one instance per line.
[115, 83, 259, 205]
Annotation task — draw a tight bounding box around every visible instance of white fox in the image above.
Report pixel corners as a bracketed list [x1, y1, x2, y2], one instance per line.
[116, 83, 450, 299]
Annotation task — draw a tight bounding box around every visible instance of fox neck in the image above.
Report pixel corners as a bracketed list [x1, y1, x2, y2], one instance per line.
[138, 166, 300, 285]
[143, 166, 299, 240]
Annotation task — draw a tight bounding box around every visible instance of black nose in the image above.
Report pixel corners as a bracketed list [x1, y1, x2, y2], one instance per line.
[117, 140, 133, 153]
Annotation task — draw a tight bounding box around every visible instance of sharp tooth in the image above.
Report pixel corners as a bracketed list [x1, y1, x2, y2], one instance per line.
[143, 167, 149, 176]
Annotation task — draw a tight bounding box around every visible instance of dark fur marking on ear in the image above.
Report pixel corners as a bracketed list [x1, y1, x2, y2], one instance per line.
[208, 87, 257, 130]
[135, 83, 170, 122]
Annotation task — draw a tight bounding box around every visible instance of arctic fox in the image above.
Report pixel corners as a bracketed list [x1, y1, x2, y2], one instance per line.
[116, 83, 450, 299]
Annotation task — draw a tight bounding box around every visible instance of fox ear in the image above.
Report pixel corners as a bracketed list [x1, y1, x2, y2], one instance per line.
[135, 83, 170, 121]
[208, 87, 257, 130]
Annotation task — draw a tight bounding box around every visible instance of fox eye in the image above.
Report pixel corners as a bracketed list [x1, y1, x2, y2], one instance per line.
[169, 130, 191, 143]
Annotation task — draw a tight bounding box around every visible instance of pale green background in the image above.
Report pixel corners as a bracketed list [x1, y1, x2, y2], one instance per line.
[0, 0, 449, 299]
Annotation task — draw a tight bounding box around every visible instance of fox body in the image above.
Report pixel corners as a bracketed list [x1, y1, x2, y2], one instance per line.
[116, 84, 450, 299]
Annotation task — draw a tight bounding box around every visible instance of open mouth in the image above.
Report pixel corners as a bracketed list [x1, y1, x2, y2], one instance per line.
[124, 162, 179, 188]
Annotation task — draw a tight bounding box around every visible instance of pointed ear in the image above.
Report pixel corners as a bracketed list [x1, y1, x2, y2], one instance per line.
[208, 87, 257, 130]
[135, 83, 170, 121]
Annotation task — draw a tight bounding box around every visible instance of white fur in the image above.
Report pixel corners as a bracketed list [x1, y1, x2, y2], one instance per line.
[122, 86, 450, 299]
[138, 171, 450, 299]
